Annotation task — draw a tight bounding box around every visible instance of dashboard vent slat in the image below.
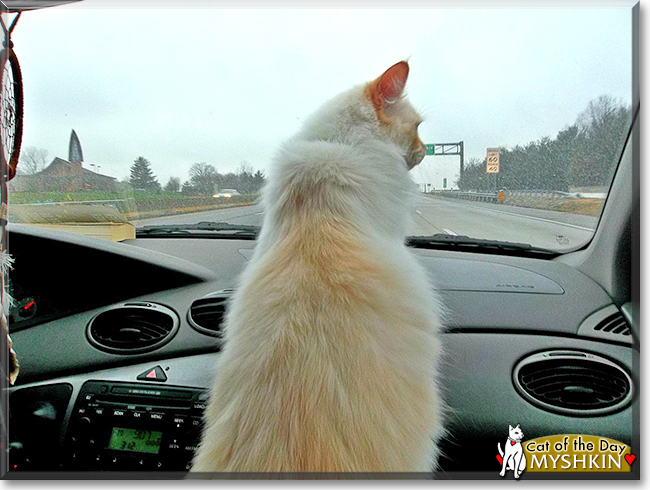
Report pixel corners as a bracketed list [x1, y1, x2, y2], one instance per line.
[514, 350, 633, 416]
[87, 303, 179, 354]
[188, 290, 232, 338]
[578, 305, 633, 344]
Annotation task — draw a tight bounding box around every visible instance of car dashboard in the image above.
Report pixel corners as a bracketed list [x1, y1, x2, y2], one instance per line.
[5, 223, 638, 477]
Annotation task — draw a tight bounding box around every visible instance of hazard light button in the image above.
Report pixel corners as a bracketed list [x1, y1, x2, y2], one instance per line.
[136, 366, 167, 382]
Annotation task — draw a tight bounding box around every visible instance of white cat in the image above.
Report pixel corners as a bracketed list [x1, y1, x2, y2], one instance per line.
[498, 424, 527, 479]
[191, 61, 444, 473]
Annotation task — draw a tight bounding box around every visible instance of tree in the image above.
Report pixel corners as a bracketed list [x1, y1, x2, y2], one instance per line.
[19, 146, 49, 175]
[129, 156, 160, 191]
[572, 95, 631, 187]
[456, 95, 631, 192]
[238, 161, 254, 176]
[165, 176, 181, 192]
[188, 163, 218, 195]
[252, 170, 266, 193]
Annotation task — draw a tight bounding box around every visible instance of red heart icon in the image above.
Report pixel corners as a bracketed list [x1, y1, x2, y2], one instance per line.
[496, 455, 503, 465]
[625, 454, 635, 465]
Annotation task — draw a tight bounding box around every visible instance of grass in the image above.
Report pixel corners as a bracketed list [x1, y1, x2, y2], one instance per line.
[552, 198, 604, 216]
[8, 190, 259, 222]
[8, 190, 205, 204]
[503, 197, 604, 216]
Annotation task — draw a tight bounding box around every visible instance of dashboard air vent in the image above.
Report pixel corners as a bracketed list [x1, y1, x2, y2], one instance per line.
[513, 350, 633, 416]
[87, 302, 179, 354]
[188, 290, 233, 337]
[578, 305, 633, 344]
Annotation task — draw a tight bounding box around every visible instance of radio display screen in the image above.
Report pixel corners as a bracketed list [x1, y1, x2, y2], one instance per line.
[108, 427, 163, 454]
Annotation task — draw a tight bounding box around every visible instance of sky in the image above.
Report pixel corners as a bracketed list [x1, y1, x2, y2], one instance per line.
[7, 1, 633, 190]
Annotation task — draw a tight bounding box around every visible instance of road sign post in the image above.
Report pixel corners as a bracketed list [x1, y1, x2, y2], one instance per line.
[424, 142, 464, 189]
[486, 148, 500, 174]
[486, 147, 500, 200]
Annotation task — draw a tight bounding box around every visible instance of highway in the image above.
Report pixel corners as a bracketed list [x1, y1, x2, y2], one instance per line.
[135, 195, 599, 252]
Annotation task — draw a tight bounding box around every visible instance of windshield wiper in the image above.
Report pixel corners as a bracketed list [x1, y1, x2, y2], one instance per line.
[136, 221, 260, 238]
[406, 234, 558, 258]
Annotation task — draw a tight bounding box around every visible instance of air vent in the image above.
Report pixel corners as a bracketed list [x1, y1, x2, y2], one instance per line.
[578, 305, 633, 344]
[87, 303, 179, 354]
[513, 350, 633, 416]
[188, 290, 233, 337]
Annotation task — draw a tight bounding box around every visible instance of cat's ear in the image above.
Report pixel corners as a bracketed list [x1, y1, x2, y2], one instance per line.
[516, 424, 520, 428]
[509, 425, 513, 431]
[372, 61, 410, 105]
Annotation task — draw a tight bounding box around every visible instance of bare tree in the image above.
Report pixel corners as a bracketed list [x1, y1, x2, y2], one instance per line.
[189, 162, 218, 195]
[19, 146, 49, 175]
[238, 161, 254, 176]
[577, 95, 624, 133]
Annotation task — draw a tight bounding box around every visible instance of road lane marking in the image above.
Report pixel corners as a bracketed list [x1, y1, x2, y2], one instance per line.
[420, 199, 595, 232]
[443, 228, 458, 236]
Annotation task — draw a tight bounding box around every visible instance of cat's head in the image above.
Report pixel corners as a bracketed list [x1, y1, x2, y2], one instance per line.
[364, 61, 426, 170]
[509, 424, 524, 441]
[299, 61, 426, 170]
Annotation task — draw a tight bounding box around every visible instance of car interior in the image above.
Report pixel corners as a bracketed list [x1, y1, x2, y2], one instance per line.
[3, 103, 638, 477]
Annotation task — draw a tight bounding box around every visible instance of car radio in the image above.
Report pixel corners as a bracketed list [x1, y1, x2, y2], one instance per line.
[65, 381, 207, 471]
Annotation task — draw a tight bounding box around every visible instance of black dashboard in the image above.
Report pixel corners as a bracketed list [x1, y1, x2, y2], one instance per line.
[5, 224, 638, 477]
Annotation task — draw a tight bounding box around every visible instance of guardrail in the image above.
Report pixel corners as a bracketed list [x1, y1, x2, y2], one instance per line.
[433, 189, 605, 204]
[435, 190, 500, 203]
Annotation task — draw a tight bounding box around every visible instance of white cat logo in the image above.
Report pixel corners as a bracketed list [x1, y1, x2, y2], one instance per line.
[497, 424, 527, 479]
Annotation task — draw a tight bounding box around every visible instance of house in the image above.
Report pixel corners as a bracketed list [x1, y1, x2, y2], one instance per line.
[8, 130, 116, 192]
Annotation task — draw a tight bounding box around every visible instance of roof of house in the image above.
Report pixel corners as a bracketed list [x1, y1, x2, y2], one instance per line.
[38, 157, 115, 180]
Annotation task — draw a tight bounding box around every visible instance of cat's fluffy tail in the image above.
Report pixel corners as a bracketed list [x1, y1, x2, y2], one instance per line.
[498, 443, 504, 457]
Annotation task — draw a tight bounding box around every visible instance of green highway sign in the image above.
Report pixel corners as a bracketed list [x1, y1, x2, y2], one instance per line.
[425, 144, 436, 155]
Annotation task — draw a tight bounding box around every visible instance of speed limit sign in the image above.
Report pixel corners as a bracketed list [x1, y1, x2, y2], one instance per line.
[486, 148, 500, 174]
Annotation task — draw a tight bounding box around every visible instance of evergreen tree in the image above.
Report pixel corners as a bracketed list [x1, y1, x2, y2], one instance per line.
[164, 176, 181, 192]
[129, 156, 160, 191]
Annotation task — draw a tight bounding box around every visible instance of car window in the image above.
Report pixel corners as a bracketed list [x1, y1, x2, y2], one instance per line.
[6, 4, 633, 252]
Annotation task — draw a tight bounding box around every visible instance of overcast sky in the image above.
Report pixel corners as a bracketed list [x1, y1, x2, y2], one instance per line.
[10, 1, 633, 189]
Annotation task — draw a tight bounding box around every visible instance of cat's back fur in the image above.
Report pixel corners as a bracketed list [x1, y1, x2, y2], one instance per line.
[191, 62, 444, 473]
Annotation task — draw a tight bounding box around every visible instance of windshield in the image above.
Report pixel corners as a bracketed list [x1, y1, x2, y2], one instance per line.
[7, 4, 633, 252]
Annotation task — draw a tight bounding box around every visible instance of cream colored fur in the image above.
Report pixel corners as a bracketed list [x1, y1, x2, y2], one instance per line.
[191, 63, 444, 474]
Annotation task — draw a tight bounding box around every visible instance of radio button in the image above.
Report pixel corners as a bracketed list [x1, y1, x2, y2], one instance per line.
[148, 412, 165, 422]
[192, 401, 206, 411]
[93, 407, 106, 417]
[131, 411, 146, 420]
[106, 455, 120, 469]
[112, 409, 127, 418]
[165, 437, 183, 452]
[184, 442, 199, 453]
[171, 415, 187, 429]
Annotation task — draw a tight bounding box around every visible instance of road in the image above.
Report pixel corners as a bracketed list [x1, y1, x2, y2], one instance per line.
[135, 195, 598, 251]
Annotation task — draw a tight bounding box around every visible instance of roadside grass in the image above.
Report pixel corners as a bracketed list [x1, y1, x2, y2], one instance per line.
[8, 190, 259, 222]
[552, 198, 604, 216]
[9, 190, 202, 204]
[503, 197, 603, 216]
